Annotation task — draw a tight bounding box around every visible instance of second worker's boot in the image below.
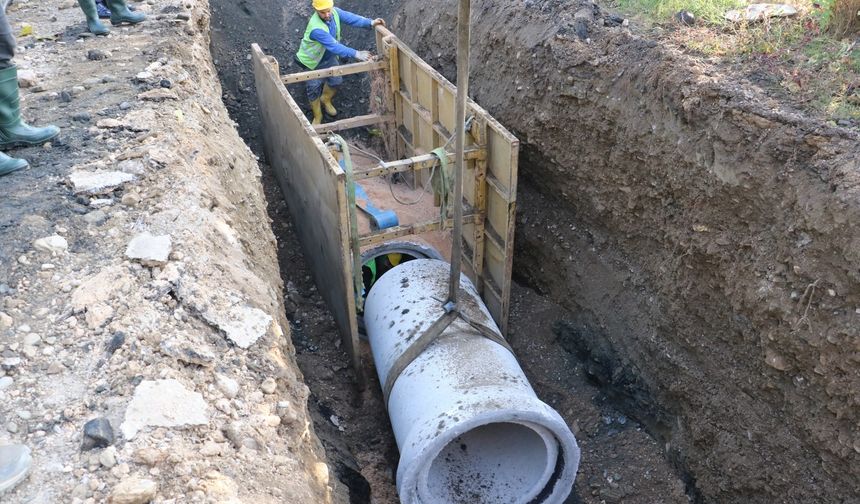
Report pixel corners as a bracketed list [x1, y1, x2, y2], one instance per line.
[0, 151, 28, 178]
[321, 84, 337, 117]
[105, 0, 146, 25]
[77, 0, 110, 35]
[0, 66, 60, 148]
[310, 98, 323, 125]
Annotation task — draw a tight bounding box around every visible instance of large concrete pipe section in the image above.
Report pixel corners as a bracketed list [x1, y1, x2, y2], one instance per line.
[364, 259, 580, 503]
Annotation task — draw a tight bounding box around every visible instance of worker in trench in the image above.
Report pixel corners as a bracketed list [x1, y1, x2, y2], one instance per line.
[295, 0, 385, 125]
[0, 3, 59, 177]
[77, 0, 146, 36]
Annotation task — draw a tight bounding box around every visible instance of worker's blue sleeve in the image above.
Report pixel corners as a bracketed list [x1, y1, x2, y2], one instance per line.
[335, 8, 373, 28]
[309, 28, 357, 59]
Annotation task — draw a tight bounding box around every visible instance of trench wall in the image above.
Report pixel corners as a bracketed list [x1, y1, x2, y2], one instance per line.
[395, 1, 860, 502]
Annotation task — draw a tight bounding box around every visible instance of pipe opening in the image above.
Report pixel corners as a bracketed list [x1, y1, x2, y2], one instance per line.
[421, 422, 553, 504]
[359, 241, 443, 308]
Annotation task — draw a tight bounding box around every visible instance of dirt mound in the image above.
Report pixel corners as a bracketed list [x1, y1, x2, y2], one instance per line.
[395, 0, 860, 502]
[0, 1, 329, 502]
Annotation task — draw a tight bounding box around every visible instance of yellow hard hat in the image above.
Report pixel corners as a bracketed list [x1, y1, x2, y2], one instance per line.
[387, 253, 403, 266]
[313, 0, 333, 10]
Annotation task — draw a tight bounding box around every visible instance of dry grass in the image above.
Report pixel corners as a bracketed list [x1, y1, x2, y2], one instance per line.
[825, 0, 860, 38]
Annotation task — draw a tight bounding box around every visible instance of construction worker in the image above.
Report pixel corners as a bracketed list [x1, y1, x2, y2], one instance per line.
[295, 0, 384, 124]
[0, 4, 59, 177]
[78, 0, 146, 36]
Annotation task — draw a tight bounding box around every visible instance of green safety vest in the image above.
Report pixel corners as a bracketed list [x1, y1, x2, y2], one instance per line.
[296, 10, 341, 70]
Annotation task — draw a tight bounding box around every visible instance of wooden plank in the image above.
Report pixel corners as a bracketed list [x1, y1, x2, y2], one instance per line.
[313, 114, 394, 134]
[282, 60, 388, 84]
[359, 214, 477, 247]
[252, 45, 364, 385]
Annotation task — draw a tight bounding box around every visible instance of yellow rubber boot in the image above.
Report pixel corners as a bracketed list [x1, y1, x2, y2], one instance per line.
[310, 98, 323, 125]
[321, 84, 338, 117]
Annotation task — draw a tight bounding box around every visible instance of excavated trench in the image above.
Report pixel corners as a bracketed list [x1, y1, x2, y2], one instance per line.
[210, 0, 860, 503]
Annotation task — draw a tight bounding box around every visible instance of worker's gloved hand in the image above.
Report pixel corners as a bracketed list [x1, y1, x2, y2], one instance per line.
[371, 18, 385, 27]
[355, 50, 372, 62]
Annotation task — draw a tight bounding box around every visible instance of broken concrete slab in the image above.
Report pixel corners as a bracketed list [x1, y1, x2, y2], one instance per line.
[203, 305, 272, 349]
[120, 379, 208, 440]
[69, 170, 135, 195]
[125, 233, 172, 267]
[71, 265, 132, 312]
[725, 3, 797, 22]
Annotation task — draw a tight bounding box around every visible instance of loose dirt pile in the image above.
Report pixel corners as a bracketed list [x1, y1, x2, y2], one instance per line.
[0, 1, 330, 502]
[395, 0, 860, 502]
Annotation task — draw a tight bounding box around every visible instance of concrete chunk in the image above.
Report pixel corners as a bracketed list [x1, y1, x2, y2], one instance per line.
[33, 235, 68, 255]
[69, 170, 135, 195]
[125, 233, 172, 266]
[120, 379, 208, 440]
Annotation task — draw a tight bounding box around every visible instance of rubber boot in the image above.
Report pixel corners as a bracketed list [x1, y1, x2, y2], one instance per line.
[77, 0, 110, 35]
[105, 0, 145, 25]
[0, 151, 28, 178]
[0, 66, 60, 148]
[321, 84, 337, 117]
[310, 98, 323, 125]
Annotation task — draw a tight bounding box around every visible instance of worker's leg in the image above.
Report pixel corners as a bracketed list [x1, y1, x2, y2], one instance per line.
[319, 52, 342, 117]
[78, 0, 110, 35]
[305, 77, 324, 124]
[0, 8, 27, 177]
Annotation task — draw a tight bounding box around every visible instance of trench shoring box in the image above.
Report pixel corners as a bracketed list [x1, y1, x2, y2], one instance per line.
[252, 27, 518, 382]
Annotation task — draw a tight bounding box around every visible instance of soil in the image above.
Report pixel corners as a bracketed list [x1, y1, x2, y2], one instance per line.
[1, 1, 328, 503]
[394, 0, 860, 503]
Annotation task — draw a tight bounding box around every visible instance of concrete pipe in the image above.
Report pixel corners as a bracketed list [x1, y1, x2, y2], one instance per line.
[364, 259, 580, 503]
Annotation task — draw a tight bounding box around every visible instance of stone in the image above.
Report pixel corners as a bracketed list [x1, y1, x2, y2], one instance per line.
[120, 379, 209, 440]
[72, 112, 92, 122]
[215, 373, 239, 399]
[87, 49, 107, 61]
[121, 193, 141, 207]
[46, 362, 64, 375]
[69, 170, 135, 195]
[675, 10, 696, 25]
[99, 446, 118, 468]
[204, 305, 272, 349]
[90, 198, 114, 208]
[0, 312, 12, 330]
[137, 89, 178, 102]
[83, 210, 108, 226]
[96, 118, 123, 129]
[109, 478, 157, 504]
[133, 448, 165, 467]
[117, 159, 146, 175]
[82, 417, 115, 451]
[6, 421, 18, 433]
[260, 378, 277, 395]
[125, 233, 172, 267]
[33, 235, 68, 255]
[160, 338, 215, 367]
[22, 333, 40, 346]
[0, 376, 12, 391]
[119, 101, 132, 110]
[17, 69, 37, 88]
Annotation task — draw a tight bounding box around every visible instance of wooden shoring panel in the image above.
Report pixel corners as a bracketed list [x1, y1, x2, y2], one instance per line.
[374, 26, 519, 335]
[252, 45, 364, 384]
[359, 214, 478, 248]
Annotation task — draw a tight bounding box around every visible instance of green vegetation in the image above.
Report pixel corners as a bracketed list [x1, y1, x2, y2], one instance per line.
[613, 0, 860, 121]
